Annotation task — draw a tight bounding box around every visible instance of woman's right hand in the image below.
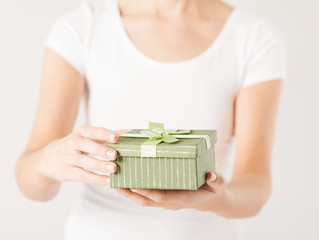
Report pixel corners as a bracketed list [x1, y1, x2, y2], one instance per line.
[37, 125, 121, 186]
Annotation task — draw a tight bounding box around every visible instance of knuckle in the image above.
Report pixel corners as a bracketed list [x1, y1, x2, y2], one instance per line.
[99, 128, 116, 141]
[73, 155, 85, 166]
[218, 176, 225, 186]
[92, 127, 101, 137]
[95, 160, 105, 171]
[61, 136, 75, 150]
[95, 145, 105, 156]
[75, 137, 86, 150]
[97, 127, 106, 134]
[94, 127, 107, 139]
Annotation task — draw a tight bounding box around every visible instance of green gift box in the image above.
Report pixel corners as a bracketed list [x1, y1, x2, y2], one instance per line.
[107, 123, 217, 190]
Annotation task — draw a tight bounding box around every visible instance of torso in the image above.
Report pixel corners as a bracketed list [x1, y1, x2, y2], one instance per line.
[45, 0, 282, 239]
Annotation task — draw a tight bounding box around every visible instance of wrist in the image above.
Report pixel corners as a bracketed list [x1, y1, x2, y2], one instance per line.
[35, 141, 61, 186]
[213, 187, 234, 214]
[199, 187, 234, 213]
[17, 141, 61, 201]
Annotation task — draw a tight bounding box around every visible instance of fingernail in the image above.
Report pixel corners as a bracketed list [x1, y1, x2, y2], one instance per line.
[109, 133, 116, 141]
[106, 151, 116, 159]
[105, 164, 115, 172]
[210, 173, 217, 182]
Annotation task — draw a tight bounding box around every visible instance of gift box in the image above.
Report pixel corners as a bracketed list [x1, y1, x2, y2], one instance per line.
[107, 122, 217, 190]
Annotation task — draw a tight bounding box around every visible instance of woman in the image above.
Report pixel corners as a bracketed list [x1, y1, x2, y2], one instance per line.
[15, 0, 286, 239]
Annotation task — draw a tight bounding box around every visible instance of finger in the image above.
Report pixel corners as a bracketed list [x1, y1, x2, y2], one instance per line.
[124, 189, 183, 210]
[74, 137, 117, 160]
[130, 189, 168, 203]
[115, 188, 157, 207]
[116, 129, 130, 136]
[131, 188, 195, 205]
[76, 125, 118, 143]
[71, 154, 117, 174]
[68, 167, 110, 185]
[203, 171, 225, 193]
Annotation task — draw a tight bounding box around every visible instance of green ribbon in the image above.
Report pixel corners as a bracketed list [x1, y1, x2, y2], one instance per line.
[121, 122, 211, 157]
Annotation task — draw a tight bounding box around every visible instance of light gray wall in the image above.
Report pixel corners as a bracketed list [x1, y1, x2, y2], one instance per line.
[1, 0, 318, 239]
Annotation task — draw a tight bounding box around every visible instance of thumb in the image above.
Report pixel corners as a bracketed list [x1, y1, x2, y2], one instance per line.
[205, 171, 225, 193]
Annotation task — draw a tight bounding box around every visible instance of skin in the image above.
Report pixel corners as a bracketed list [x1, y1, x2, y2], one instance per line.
[15, 0, 283, 218]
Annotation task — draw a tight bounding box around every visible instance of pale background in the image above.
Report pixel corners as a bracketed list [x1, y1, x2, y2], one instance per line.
[0, 0, 318, 239]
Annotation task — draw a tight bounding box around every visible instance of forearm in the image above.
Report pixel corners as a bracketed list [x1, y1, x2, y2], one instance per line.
[15, 143, 61, 202]
[205, 172, 272, 218]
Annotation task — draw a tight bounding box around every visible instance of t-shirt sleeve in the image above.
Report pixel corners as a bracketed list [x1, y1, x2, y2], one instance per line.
[241, 19, 287, 89]
[44, 3, 91, 76]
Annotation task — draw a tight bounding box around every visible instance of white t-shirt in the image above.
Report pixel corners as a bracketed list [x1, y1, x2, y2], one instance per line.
[44, 0, 286, 239]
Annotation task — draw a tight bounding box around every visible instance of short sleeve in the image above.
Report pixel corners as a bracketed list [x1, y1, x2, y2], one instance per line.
[44, 3, 92, 76]
[241, 19, 287, 88]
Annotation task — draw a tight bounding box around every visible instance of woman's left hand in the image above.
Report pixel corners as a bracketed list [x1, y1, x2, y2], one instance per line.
[115, 172, 230, 212]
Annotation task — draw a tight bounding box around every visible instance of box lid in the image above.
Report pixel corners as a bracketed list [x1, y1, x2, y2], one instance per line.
[106, 129, 217, 158]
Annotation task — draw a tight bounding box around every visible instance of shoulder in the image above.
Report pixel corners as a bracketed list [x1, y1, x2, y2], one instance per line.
[232, 10, 287, 88]
[54, 0, 115, 26]
[230, 9, 285, 61]
[233, 9, 283, 42]
[44, 1, 116, 76]
[46, 0, 117, 45]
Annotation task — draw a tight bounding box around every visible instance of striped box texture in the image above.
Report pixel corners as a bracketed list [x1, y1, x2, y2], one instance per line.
[108, 129, 217, 190]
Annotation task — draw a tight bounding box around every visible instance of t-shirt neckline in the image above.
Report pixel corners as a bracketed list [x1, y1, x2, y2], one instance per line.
[112, 0, 238, 68]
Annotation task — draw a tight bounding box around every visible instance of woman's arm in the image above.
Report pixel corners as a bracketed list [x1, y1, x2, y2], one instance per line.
[215, 79, 283, 218]
[115, 79, 283, 218]
[16, 49, 119, 201]
[16, 49, 84, 201]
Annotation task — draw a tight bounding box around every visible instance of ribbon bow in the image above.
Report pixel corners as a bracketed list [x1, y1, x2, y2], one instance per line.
[121, 122, 211, 157]
[140, 122, 191, 145]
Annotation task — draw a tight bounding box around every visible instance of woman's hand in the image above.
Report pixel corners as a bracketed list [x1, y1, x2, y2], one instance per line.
[37, 125, 122, 186]
[115, 172, 231, 212]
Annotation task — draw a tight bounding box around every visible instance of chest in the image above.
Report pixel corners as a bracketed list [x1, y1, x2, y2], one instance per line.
[86, 50, 240, 130]
[119, 15, 227, 62]
[84, 16, 243, 130]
